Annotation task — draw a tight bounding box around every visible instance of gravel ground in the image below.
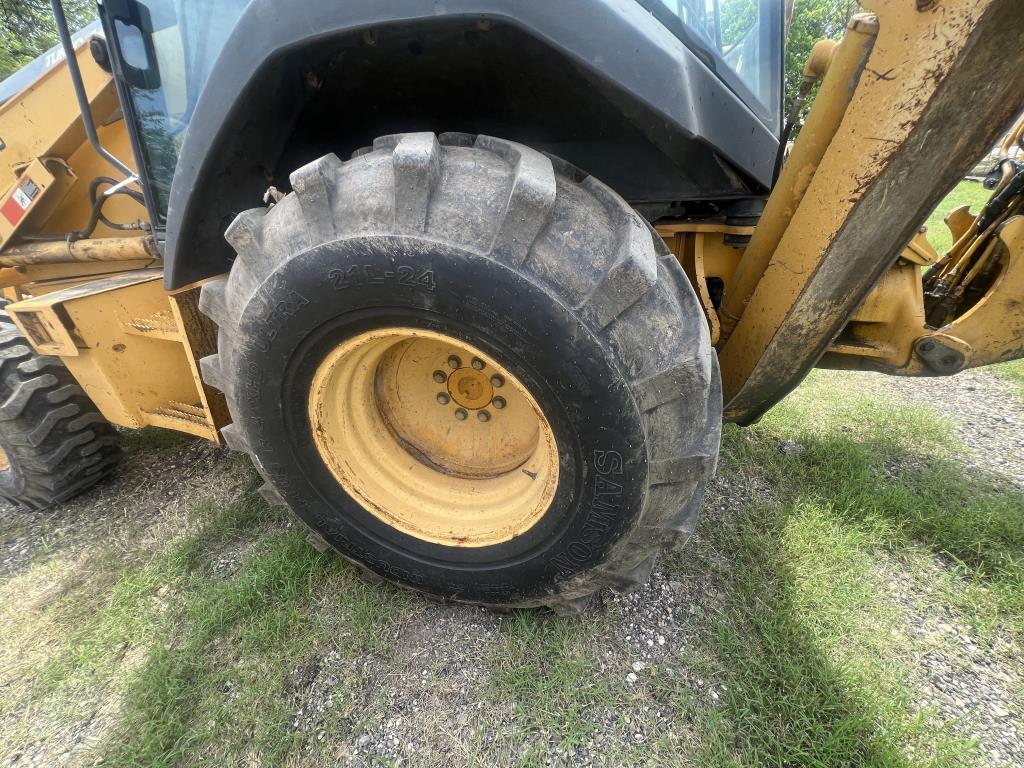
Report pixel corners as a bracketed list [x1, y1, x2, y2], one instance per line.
[0, 432, 239, 580]
[878, 550, 1024, 768]
[860, 367, 1024, 489]
[852, 368, 1024, 767]
[1, 367, 1022, 767]
[287, 531, 743, 767]
[0, 433, 242, 768]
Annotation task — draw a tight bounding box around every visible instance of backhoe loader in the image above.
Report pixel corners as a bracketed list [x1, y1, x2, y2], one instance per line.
[0, 0, 1021, 612]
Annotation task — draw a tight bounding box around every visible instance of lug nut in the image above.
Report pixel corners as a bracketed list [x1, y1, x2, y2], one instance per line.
[492, 396, 506, 410]
[432, 370, 447, 383]
[436, 392, 450, 405]
[454, 408, 468, 421]
[490, 374, 504, 388]
[447, 355, 461, 369]
[471, 357, 485, 370]
[478, 410, 490, 422]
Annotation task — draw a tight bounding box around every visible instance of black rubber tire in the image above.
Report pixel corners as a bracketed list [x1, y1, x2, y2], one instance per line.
[199, 133, 721, 613]
[0, 302, 121, 510]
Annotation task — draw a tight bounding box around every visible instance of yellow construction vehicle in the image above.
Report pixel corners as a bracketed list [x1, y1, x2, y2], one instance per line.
[0, 0, 1021, 611]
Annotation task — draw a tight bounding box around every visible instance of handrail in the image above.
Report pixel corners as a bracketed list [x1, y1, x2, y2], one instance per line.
[50, 0, 134, 178]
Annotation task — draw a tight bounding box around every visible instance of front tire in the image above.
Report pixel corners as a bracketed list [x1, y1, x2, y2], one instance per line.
[199, 133, 721, 612]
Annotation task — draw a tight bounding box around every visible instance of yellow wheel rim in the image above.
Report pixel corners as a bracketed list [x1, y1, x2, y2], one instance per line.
[308, 328, 559, 547]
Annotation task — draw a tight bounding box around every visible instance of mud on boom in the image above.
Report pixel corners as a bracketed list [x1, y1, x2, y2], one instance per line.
[0, 0, 1021, 611]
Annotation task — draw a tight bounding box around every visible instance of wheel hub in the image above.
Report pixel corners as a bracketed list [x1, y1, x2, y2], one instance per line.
[447, 367, 492, 410]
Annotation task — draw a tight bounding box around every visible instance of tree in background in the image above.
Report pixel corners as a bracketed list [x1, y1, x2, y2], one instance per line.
[0, 0, 95, 80]
[785, 0, 862, 126]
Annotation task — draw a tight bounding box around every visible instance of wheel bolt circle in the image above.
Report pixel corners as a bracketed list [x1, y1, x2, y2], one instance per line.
[436, 392, 450, 405]
[492, 396, 506, 410]
[454, 408, 468, 421]
[478, 410, 490, 422]
[432, 370, 447, 383]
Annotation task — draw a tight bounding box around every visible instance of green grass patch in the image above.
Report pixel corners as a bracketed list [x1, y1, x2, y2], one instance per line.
[37, 487, 275, 690]
[663, 372, 1024, 765]
[100, 517, 410, 767]
[488, 612, 610, 749]
[759, 375, 1024, 632]
[10, 470, 407, 767]
[674, 503, 957, 766]
[117, 425, 197, 452]
[923, 179, 991, 256]
[993, 358, 1024, 404]
[104, 528, 332, 767]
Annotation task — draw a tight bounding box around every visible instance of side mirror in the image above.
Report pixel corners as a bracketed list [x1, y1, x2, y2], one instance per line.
[104, 0, 161, 90]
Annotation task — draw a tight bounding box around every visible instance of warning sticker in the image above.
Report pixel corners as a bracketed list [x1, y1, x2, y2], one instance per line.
[1, 178, 40, 227]
[12, 187, 32, 209]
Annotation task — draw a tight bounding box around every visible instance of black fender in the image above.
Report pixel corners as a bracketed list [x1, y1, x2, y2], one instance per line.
[165, 0, 781, 289]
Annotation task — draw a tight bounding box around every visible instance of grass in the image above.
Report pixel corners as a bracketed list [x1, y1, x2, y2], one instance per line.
[98, 516, 409, 767]
[1, 370, 1022, 766]
[752, 375, 1023, 633]
[1, 469, 408, 767]
[674, 510, 940, 767]
[994, 358, 1024, 403]
[488, 613, 610, 750]
[665, 372, 1024, 767]
[922, 179, 991, 256]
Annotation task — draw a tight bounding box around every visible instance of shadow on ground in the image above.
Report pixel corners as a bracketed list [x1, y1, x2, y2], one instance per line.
[659, 408, 1023, 766]
[3, 381, 1022, 767]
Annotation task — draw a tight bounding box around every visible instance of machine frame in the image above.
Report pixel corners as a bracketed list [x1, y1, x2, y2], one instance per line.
[0, 0, 1021, 442]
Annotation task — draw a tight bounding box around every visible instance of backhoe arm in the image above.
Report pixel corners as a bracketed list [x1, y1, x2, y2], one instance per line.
[716, 0, 1024, 424]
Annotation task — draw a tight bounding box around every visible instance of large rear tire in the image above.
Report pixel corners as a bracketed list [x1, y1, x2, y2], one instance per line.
[0, 303, 121, 510]
[199, 133, 721, 612]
